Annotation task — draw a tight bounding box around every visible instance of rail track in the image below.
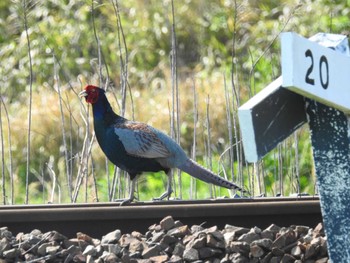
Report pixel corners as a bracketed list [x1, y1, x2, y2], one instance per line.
[0, 197, 322, 238]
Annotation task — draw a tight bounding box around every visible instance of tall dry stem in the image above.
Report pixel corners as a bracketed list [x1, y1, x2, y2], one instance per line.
[0, 98, 5, 204]
[205, 95, 215, 198]
[110, 0, 131, 201]
[22, 0, 34, 204]
[293, 132, 301, 194]
[72, 102, 91, 202]
[224, 76, 234, 179]
[54, 56, 72, 201]
[190, 78, 198, 199]
[170, 0, 181, 198]
[0, 98, 14, 204]
[47, 160, 60, 204]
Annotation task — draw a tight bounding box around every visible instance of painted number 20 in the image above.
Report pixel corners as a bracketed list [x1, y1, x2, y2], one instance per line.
[305, 49, 329, 89]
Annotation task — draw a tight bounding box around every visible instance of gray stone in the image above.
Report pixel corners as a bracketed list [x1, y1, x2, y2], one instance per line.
[281, 254, 295, 263]
[160, 216, 175, 231]
[183, 247, 199, 261]
[151, 231, 165, 243]
[260, 229, 275, 240]
[291, 245, 302, 258]
[187, 235, 206, 249]
[86, 254, 95, 263]
[315, 257, 329, 263]
[107, 244, 122, 255]
[66, 244, 82, 256]
[305, 243, 319, 259]
[198, 247, 222, 259]
[224, 225, 250, 236]
[272, 230, 296, 249]
[22, 233, 41, 245]
[131, 231, 143, 239]
[237, 231, 260, 244]
[207, 229, 224, 241]
[102, 229, 122, 244]
[150, 255, 169, 263]
[0, 238, 11, 255]
[104, 252, 118, 263]
[168, 225, 190, 238]
[260, 252, 273, 263]
[191, 225, 204, 233]
[174, 220, 184, 228]
[0, 228, 12, 239]
[3, 248, 20, 259]
[48, 230, 67, 242]
[83, 244, 97, 256]
[251, 226, 262, 234]
[160, 234, 178, 246]
[24, 253, 37, 261]
[220, 254, 231, 263]
[46, 245, 60, 255]
[311, 236, 323, 246]
[142, 244, 161, 259]
[223, 231, 235, 243]
[251, 238, 273, 250]
[168, 255, 183, 263]
[250, 244, 265, 258]
[319, 237, 328, 257]
[265, 224, 281, 233]
[313, 223, 325, 237]
[229, 241, 250, 255]
[229, 252, 249, 263]
[295, 225, 310, 237]
[207, 234, 225, 249]
[149, 254, 169, 263]
[38, 242, 50, 256]
[173, 242, 185, 256]
[270, 256, 282, 263]
[30, 229, 42, 237]
[129, 238, 144, 253]
[271, 247, 284, 256]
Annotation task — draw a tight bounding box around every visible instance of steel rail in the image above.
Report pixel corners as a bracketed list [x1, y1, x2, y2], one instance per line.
[0, 197, 322, 237]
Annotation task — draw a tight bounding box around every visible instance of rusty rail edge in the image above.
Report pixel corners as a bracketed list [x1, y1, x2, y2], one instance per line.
[0, 197, 322, 237]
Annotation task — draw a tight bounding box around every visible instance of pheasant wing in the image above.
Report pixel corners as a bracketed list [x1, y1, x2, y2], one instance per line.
[114, 122, 171, 158]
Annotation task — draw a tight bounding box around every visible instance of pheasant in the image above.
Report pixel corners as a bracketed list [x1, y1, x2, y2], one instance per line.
[79, 85, 247, 204]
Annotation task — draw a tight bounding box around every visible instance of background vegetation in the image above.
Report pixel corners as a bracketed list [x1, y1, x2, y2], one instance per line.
[1, 0, 349, 204]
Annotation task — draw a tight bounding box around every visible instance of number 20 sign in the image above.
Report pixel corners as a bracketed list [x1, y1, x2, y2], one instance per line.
[281, 32, 350, 113]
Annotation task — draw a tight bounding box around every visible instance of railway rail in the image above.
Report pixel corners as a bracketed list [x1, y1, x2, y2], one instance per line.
[0, 197, 322, 238]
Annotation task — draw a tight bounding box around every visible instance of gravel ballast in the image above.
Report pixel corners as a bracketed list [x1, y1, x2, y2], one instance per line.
[0, 215, 328, 262]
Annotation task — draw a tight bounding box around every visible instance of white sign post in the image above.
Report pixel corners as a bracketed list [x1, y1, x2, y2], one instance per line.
[239, 32, 350, 263]
[238, 77, 306, 162]
[281, 32, 350, 112]
[281, 32, 350, 263]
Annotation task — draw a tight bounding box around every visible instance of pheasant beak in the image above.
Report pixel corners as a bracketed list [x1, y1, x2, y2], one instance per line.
[79, 90, 88, 98]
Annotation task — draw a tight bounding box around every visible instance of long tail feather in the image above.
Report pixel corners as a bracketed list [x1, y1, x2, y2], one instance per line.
[178, 159, 247, 193]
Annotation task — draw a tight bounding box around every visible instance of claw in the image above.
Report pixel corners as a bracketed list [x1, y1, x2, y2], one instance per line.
[115, 178, 136, 206]
[120, 198, 132, 206]
[153, 171, 173, 201]
[153, 189, 173, 201]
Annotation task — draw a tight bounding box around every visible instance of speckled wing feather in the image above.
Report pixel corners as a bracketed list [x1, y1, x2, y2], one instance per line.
[114, 122, 171, 159]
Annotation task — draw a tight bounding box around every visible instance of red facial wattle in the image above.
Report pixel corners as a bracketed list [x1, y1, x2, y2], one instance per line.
[84, 85, 99, 104]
